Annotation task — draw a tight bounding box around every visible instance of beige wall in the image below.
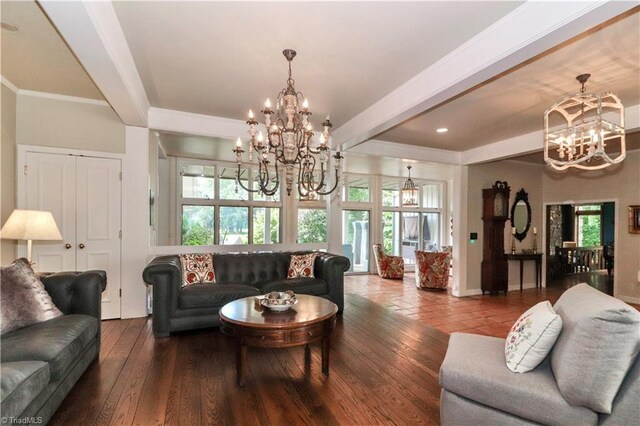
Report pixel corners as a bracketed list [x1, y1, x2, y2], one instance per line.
[16, 94, 125, 153]
[466, 161, 544, 292]
[542, 150, 640, 303]
[1, 84, 17, 264]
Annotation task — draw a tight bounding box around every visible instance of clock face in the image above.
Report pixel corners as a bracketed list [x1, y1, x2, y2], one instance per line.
[494, 193, 506, 217]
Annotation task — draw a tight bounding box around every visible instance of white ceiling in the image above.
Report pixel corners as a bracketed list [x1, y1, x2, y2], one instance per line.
[112, 1, 522, 128]
[375, 11, 640, 151]
[3, 1, 638, 175]
[0, 0, 103, 99]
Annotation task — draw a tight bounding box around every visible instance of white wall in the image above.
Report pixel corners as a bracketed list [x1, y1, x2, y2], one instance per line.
[542, 150, 640, 303]
[16, 93, 125, 153]
[1, 83, 17, 264]
[465, 160, 544, 294]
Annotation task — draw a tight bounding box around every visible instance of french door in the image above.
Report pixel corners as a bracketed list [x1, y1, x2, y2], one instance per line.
[24, 151, 122, 319]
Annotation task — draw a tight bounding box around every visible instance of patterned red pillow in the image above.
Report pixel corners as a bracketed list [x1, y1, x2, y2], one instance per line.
[179, 253, 216, 286]
[287, 253, 318, 278]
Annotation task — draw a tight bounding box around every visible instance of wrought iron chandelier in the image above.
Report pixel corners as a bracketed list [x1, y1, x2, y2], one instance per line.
[401, 165, 418, 207]
[544, 73, 625, 171]
[233, 49, 343, 197]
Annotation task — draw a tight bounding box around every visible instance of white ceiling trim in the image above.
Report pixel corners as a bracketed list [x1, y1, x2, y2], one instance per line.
[0, 75, 19, 93]
[39, 0, 149, 126]
[17, 89, 110, 107]
[148, 107, 247, 140]
[348, 139, 461, 165]
[332, 1, 637, 151]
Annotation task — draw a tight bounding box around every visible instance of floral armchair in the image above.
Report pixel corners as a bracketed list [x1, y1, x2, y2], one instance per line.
[372, 244, 404, 279]
[415, 250, 450, 290]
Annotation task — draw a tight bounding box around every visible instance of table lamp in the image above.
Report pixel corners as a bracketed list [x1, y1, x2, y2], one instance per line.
[0, 209, 63, 263]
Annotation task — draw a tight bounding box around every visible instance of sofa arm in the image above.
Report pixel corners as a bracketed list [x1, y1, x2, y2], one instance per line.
[142, 255, 182, 337]
[315, 253, 350, 313]
[42, 271, 106, 322]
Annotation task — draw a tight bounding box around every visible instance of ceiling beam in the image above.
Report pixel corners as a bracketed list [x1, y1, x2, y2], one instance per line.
[347, 139, 461, 165]
[332, 1, 637, 151]
[39, 0, 149, 126]
[148, 107, 246, 140]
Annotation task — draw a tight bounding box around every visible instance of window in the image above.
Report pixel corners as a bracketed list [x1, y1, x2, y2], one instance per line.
[343, 177, 370, 202]
[382, 179, 446, 268]
[181, 205, 214, 245]
[576, 204, 602, 247]
[297, 208, 327, 243]
[178, 160, 282, 245]
[253, 207, 281, 244]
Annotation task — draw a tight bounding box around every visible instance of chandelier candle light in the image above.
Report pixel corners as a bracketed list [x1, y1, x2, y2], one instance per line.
[544, 74, 625, 171]
[233, 49, 343, 197]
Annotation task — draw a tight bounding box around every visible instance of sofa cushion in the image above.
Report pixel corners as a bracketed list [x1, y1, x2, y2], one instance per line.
[179, 253, 215, 286]
[440, 333, 597, 425]
[179, 283, 259, 309]
[288, 253, 318, 278]
[551, 283, 640, 413]
[1, 315, 98, 381]
[505, 301, 563, 373]
[0, 361, 50, 419]
[255, 278, 328, 296]
[599, 354, 640, 425]
[0, 258, 63, 334]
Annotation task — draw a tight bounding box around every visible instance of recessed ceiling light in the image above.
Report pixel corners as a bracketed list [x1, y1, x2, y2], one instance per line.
[1, 22, 20, 32]
[436, 128, 448, 133]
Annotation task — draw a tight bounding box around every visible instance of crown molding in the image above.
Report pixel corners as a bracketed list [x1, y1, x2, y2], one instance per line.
[17, 89, 109, 107]
[332, 1, 636, 151]
[39, 0, 149, 126]
[0, 75, 18, 93]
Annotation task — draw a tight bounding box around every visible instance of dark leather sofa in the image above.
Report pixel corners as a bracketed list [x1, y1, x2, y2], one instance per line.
[143, 251, 350, 338]
[0, 271, 106, 424]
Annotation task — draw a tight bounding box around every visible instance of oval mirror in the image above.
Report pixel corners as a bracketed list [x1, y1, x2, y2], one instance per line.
[510, 189, 531, 242]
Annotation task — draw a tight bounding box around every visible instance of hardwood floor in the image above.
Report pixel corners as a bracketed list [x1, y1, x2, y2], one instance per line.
[50, 274, 630, 425]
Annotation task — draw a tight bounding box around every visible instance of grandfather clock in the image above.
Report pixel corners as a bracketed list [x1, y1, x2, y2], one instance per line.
[481, 181, 510, 295]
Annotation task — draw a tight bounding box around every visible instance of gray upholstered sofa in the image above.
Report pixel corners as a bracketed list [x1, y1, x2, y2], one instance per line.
[143, 251, 350, 337]
[0, 271, 106, 424]
[440, 283, 640, 425]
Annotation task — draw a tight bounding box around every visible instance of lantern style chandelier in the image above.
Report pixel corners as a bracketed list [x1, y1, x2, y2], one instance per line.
[401, 165, 418, 207]
[233, 49, 343, 197]
[544, 73, 625, 171]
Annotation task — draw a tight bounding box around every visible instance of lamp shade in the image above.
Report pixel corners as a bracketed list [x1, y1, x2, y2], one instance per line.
[0, 210, 63, 241]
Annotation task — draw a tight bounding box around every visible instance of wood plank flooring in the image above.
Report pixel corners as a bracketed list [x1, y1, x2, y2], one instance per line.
[51, 273, 631, 425]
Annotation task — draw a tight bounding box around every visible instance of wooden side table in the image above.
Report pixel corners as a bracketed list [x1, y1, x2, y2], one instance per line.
[219, 295, 338, 386]
[505, 253, 543, 291]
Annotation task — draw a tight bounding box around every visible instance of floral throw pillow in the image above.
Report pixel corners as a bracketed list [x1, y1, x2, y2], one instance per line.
[288, 253, 318, 278]
[179, 253, 216, 286]
[505, 301, 563, 373]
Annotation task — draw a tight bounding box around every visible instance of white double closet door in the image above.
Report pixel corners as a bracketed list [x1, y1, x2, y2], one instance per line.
[24, 151, 122, 319]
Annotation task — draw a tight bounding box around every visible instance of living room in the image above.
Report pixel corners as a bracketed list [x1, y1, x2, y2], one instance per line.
[1, 1, 639, 425]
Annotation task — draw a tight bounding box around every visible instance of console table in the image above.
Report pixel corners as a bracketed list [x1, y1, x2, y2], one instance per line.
[505, 253, 542, 291]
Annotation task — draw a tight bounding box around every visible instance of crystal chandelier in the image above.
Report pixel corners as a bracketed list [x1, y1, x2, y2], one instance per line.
[544, 74, 625, 171]
[401, 165, 418, 207]
[233, 49, 343, 197]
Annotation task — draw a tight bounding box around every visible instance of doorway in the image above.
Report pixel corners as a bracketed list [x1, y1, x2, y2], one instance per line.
[546, 202, 614, 295]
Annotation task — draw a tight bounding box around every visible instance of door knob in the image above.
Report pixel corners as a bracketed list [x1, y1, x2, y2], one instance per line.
[79, 243, 86, 249]
[65, 243, 72, 249]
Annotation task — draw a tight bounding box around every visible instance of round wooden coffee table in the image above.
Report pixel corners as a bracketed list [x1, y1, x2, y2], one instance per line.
[219, 294, 338, 386]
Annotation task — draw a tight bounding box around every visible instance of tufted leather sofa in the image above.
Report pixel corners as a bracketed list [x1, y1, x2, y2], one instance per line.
[142, 251, 350, 338]
[1, 270, 106, 424]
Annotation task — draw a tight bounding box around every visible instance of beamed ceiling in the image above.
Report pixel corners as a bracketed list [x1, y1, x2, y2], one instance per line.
[2, 1, 639, 169]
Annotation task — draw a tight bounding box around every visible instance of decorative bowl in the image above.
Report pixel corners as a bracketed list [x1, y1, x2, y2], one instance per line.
[260, 291, 298, 312]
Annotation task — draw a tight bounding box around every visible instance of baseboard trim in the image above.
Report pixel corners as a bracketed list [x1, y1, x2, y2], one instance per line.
[618, 295, 640, 305]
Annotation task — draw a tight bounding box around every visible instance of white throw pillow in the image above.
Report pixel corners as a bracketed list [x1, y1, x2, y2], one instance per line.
[505, 301, 562, 373]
